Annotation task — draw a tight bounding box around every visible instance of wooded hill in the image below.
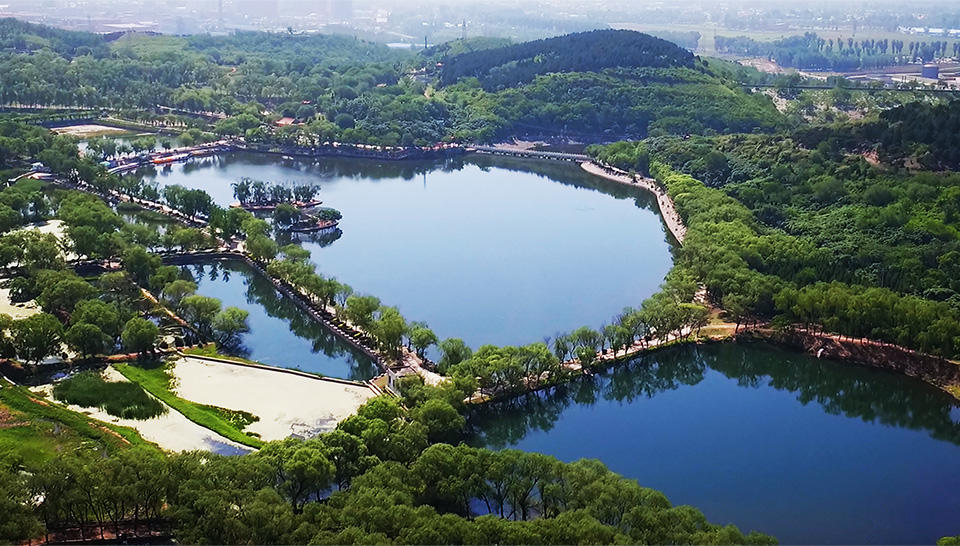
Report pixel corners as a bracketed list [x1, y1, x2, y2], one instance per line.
[437, 29, 696, 89]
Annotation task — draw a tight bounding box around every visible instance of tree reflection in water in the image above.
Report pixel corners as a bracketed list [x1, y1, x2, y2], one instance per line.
[180, 259, 380, 380]
[468, 343, 960, 448]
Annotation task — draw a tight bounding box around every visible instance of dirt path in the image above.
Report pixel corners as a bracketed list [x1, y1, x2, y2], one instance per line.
[580, 162, 687, 244]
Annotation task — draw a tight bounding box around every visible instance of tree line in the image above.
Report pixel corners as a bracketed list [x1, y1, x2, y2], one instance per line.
[0, 388, 775, 545]
[715, 32, 960, 71]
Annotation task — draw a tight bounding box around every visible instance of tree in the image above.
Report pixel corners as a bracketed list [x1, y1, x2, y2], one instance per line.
[68, 302, 122, 349]
[65, 322, 111, 357]
[37, 277, 98, 315]
[122, 245, 161, 286]
[438, 338, 472, 373]
[345, 295, 381, 330]
[246, 234, 278, 262]
[373, 306, 408, 359]
[212, 307, 250, 347]
[273, 203, 300, 228]
[180, 295, 222, 337]
[121, 317, 159, 354]
[148, 265, 179, 293]
[100, 271, 140, 303]
[410, 327, 438, 359]
[411, 398, 465, 444]
[0, 467, 42, 543]
[162, 279, 197, 310]
[13, 313, 64, 364]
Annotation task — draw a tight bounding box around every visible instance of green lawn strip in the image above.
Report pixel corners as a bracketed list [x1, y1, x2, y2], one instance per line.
[0, 383, 157, 465]
[114, 363, 264, 449]
[53, 371, 166, 420]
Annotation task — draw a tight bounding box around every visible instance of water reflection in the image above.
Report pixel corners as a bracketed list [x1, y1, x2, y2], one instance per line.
[470, 343, 960, 448]
[181, 259, 379, 380]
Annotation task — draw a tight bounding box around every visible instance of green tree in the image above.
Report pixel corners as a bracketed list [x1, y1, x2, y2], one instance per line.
[162, 279, 197, 310]
[437, 338, 472, 373]
[246, 234, 278, 262]
[180, 295, 222, 337]
[64, 322, 111, 357]
[121, 317, 159, 354]
[411, 327, 439, 359]
[122, 245, 161, 286]
[411, 398, 465, 443]
[13, 312, 64, 364]
[212, 307, 250, 347]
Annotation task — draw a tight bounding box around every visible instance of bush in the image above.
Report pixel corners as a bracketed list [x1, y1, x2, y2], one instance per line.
[53, 371, 166, 420]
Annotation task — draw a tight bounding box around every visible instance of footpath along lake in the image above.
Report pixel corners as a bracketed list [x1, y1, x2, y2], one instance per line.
[468, 343, 960, 544]
[139, 153, 675, 352]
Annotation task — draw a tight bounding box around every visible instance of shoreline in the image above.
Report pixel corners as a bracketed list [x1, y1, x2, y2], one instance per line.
[580, 161, 687, 245]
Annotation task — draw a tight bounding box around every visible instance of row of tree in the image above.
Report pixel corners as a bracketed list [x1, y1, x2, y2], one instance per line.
[0, 390, 773, 545]
[715, 32, 960, 70]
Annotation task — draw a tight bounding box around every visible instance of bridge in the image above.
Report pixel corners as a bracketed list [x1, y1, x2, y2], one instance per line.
[469, 145, 591, 162]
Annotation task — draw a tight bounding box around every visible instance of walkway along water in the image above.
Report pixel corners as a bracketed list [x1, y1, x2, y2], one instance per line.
[580, 161, 687, 245]
[43, 172, 426, 386]
[38, 140, 960, 403]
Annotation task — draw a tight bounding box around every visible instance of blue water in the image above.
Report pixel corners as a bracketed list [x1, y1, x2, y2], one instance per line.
[181, 259, 379, 381]
[139, 153, 673, 350]
[469, 344, 960, 544]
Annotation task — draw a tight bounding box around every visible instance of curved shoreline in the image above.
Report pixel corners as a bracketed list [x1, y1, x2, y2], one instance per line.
[580, 161, 687, 245]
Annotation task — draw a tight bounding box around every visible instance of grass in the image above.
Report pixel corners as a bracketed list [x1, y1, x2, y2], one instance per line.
[114, 362, 264, 448]
[0, 382, 157, 466]
[53, 371, 166, 420]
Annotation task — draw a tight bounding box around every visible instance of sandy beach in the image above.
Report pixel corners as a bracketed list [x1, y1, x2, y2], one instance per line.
[33, 367, 251, 455]
[169, 357, 377, 441]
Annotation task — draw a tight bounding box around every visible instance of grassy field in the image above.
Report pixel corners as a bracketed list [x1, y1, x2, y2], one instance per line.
[0, 381, 157, 466]
[114, 362, 264, 448]
[53, 371, 166, 420]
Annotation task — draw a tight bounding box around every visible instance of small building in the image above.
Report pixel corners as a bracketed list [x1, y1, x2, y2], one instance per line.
[922, 64, 940, 79]
[276, 117, 296, 127]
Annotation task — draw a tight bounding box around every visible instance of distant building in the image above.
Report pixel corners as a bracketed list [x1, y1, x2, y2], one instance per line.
[922, 64, 940, 79]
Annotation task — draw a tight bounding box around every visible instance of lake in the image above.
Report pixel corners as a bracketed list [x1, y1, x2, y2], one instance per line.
[468, 343, 960, 544]
[138, 153, 675, 350]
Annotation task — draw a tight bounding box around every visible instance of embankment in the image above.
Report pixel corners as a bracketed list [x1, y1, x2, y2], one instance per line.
[739, 329, 960, 400]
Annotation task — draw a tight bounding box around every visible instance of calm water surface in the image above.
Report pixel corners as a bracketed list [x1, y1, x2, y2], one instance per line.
[468, 343, 960, 544]
[181, 259, 379, 381]
[138, 153, 674, 349]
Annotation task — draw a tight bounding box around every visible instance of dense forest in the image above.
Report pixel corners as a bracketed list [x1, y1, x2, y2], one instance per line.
[0, 20, 782, 143]
[436, 29, 695, 89]
[591, 99, 960, 359]
[715, 32, 960, 71]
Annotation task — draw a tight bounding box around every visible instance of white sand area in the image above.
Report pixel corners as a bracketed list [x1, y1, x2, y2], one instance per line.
[169, 357, 377, 442]
[33, 367, 252, 455]
[52, 124, 128, 138]
[17, 220, 78, 261]
[0, 286, 40, 320]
